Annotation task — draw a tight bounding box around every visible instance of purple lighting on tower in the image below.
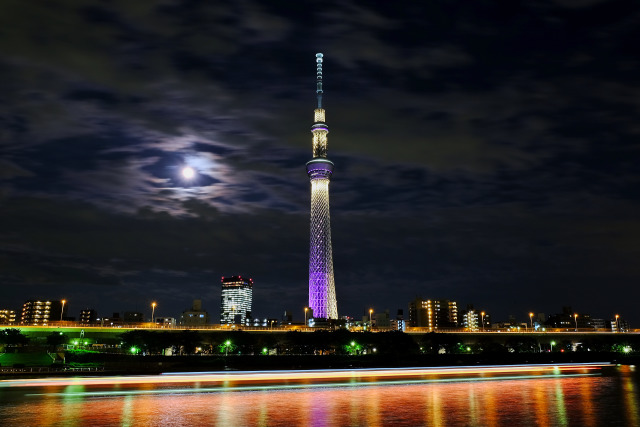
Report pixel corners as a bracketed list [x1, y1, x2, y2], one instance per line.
[306, 53, 338, 319]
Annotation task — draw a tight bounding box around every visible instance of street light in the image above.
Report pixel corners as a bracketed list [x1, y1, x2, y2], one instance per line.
[369, 308, 373, 329]
[60, 299, 66, 321]
[481, 311, 485, 332]
[615, 314, 620, 332]
[304, 307, 308, 327]
[529, 312, 534, 331]
[151, 302, 157, 323]
[550, 341, 556, 352]
[574, 313, 578, 331]
[224, 340, 231, 356]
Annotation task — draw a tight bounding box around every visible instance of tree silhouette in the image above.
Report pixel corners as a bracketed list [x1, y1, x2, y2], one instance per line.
[46, 332, 67, 351]
[0, 328, 29, 347]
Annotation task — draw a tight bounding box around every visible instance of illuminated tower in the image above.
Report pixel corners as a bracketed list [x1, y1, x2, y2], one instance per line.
[307, 53, 338, 319]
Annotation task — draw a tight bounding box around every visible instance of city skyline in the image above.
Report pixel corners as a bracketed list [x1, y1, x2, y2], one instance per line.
[1, 2, 639, 325]
[2, 292, 630, 331]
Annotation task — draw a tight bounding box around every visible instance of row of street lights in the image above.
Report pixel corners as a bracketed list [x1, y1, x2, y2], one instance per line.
[529, 311, 622, 332]
[147, 303, 617, 334]
[62, 299, 625, 333]
[58, 299, 160, 323]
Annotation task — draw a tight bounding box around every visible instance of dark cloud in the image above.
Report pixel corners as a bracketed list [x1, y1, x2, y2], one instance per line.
[0, 0, 639, 325]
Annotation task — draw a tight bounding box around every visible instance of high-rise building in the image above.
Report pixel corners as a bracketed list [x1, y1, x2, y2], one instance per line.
[156, 317, 177, 327]
[592, 318, 606, 330]
[123, 312, 144, 323]
[80, 309, 97, 324]
[391, 309, 406, 331]
[374, 310, 391, 329]
[545, 307, 593, 330]
[307, 53, 338, 320]
[611, 316, 630, 333]
[220, 276, 253, 325]
[0, 309, 16, 324]
[99, 312, 122, 327]
[181, 300, 210, 326]
[409, 298, 458, 329]
[20, 300, 63, 325]
[461, 308, 479, 330]
[459, 305, 490, 330]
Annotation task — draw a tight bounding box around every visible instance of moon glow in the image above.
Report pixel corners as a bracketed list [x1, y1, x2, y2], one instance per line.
[182, 166, 195, 179]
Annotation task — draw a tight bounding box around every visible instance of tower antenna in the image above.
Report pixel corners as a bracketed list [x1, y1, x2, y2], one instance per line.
[316, 53, 323, 109]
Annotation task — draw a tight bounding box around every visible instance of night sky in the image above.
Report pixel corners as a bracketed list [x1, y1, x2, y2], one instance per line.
[1, 0, 639, 325]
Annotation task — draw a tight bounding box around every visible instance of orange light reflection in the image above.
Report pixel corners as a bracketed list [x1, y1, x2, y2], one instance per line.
[0, 363, 610, 390]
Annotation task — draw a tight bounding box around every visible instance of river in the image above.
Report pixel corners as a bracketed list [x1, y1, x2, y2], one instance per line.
[0, 364, 638, 426]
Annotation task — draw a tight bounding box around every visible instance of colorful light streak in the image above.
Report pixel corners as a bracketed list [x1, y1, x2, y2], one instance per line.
[25, 373, 603, 398]
[0, 363, 611, 390]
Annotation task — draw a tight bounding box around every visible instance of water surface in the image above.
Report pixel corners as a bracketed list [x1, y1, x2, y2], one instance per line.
[0, 365, 637, 426]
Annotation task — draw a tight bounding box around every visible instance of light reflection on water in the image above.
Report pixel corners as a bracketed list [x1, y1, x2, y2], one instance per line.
[0, 366, 638, 426]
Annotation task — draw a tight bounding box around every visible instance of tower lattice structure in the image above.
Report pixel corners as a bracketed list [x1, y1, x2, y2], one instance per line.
[307, 53, 338, 319]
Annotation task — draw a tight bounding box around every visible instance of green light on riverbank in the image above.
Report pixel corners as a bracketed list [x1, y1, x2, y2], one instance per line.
[221, 340, 233, 356]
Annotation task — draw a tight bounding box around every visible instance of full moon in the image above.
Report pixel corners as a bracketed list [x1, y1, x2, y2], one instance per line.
[182, 166, 195, 179]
